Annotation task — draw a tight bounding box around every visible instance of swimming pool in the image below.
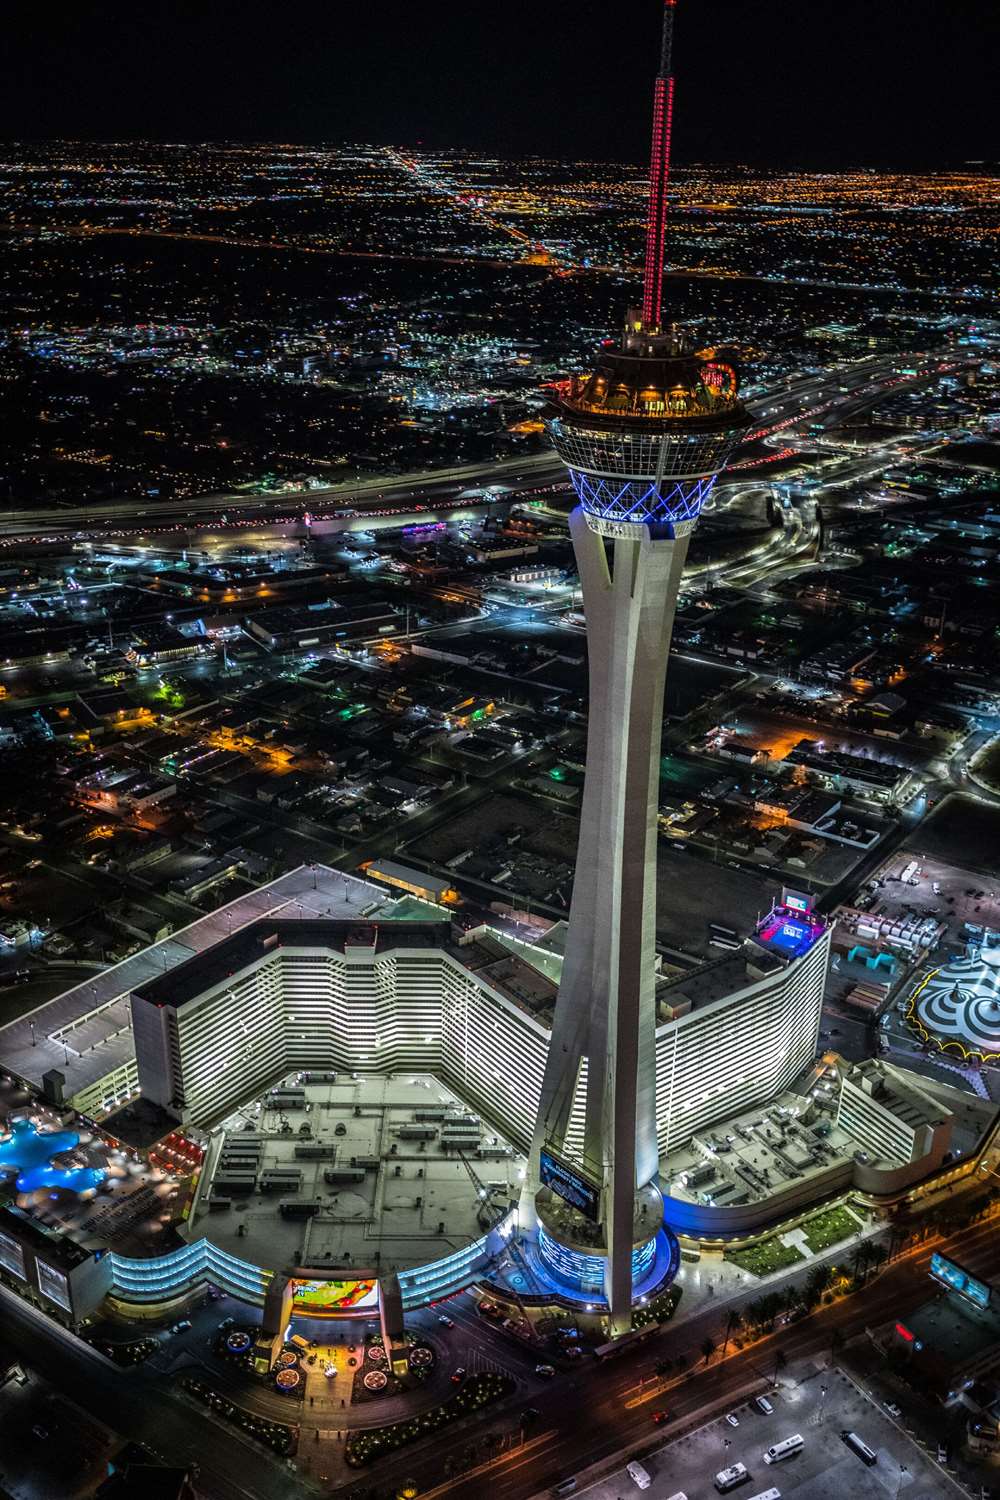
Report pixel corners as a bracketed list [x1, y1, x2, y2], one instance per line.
[0, 1116, 106, 1194]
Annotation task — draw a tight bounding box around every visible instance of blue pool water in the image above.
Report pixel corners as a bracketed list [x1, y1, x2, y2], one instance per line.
[0, 1117, 106, 1194]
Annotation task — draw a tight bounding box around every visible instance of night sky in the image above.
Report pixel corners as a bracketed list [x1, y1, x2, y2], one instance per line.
[5, 0, 999, 167]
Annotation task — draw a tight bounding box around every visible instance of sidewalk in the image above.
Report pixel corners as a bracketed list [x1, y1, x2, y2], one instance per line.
[668, 1218, 876, 1332]
[670, 1253, 753, 1323]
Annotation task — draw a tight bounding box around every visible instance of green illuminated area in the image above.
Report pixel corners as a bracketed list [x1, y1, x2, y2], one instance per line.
[726, 1237, 804, 1277]
[153, 679, 185, 710]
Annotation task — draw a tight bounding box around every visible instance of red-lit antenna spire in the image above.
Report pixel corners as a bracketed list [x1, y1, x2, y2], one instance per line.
[641, 0, 677, 333]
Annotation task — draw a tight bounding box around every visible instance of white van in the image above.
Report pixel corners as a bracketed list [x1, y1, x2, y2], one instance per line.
[627, 1461, 652, 1490]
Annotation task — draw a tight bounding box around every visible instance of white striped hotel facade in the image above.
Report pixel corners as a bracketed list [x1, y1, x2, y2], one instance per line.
[132, 923, 830, 1160]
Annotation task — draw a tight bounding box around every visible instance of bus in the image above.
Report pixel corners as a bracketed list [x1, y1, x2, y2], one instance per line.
[715, 1463, 749, 1493]
[841, 1430, 878, 1466]
[763, 1434, 803, 1464]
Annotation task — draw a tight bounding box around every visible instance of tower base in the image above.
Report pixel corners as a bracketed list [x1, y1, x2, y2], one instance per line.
[485, 1226, 681, 1332]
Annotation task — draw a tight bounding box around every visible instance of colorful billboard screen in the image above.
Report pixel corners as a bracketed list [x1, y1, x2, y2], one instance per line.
[291, 1278, 379, 1315]
[539, 1149, 600, 1222]
[930, 1252, 990, 1310]
[782, 889, 813, 914]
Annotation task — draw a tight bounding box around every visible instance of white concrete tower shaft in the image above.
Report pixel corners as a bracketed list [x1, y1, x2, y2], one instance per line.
[526, 511, 690, 1330]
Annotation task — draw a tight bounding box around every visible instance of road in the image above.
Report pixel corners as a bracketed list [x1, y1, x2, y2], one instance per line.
[0, 1282, 310, 1500]
[360, 1212, 1000, 1500]
[3, 1207, 995, 1499]
[7, 222, 990, 307]
[0, 350, 962, 544]
[0, 452, 564, 540]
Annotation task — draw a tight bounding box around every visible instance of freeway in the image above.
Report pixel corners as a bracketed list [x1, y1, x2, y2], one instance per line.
[0, 451, 564, 540]
[7, 223, 989, 306]
[0, 349, 961, 545]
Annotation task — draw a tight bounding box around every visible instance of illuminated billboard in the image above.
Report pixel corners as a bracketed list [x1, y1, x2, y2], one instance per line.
[783, 889, 813, 914]
[291, 1278, 379, 1315]
[36, 1259, 72, 1312]
[930, 1252, 991, 1310]
[539, 1149, 600, 1222]
[0, 1228, 26, 1280]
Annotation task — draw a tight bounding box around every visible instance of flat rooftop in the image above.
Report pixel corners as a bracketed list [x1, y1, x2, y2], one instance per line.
[455, 931, 559, 1024]
[189, 1073, 524, 1277]
[905, 1291, 1000, 1367]
[657, 951, 757, 1013]
[665, 1088, 855, 1210]
[0, 866, 391, 1102]
[134, 918, 451, 1010]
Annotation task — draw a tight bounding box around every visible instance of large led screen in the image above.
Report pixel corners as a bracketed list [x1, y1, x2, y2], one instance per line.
[539, 1149, 600, 1222]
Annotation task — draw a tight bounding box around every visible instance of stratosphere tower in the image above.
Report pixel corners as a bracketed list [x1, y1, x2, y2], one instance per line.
[522, 0, 752, 1334]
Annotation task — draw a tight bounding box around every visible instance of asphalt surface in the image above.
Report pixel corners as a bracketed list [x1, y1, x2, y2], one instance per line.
[354, 1213, 1000, 1500]
[0, 1284, 311, 1500]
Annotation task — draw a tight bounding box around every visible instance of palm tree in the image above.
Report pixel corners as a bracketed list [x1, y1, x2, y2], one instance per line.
[803, 1265, 832, 1308]
[721, 1309, 743, 1357]
[745, 1298, 764, 1330]
[850, 1242, 871, 1285]
[867, 1244, 888, 1276]
[760, 1292, 784, 1327]
[700, 1336, 717, 1365]
[780, 1282, 801, 1318]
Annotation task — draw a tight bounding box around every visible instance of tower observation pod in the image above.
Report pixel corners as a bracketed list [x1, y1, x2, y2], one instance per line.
[521, 0, 752, 1335]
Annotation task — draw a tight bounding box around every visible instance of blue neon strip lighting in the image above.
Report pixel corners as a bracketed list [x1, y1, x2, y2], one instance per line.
[568, 470, 715, 532]
[110, 1212, 516, 1309]
[537, 1228, 657, 1291]
[111, 1239, 270, 1301]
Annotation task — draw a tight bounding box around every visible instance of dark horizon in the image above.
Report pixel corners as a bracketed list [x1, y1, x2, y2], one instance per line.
[4, 0, 999, 169]
[3, 139, 998, 174]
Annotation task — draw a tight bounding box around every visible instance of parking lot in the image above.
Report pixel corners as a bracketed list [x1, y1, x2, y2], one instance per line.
[579, 1363, 964, 1500]
[863, 851, 1000, 952]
